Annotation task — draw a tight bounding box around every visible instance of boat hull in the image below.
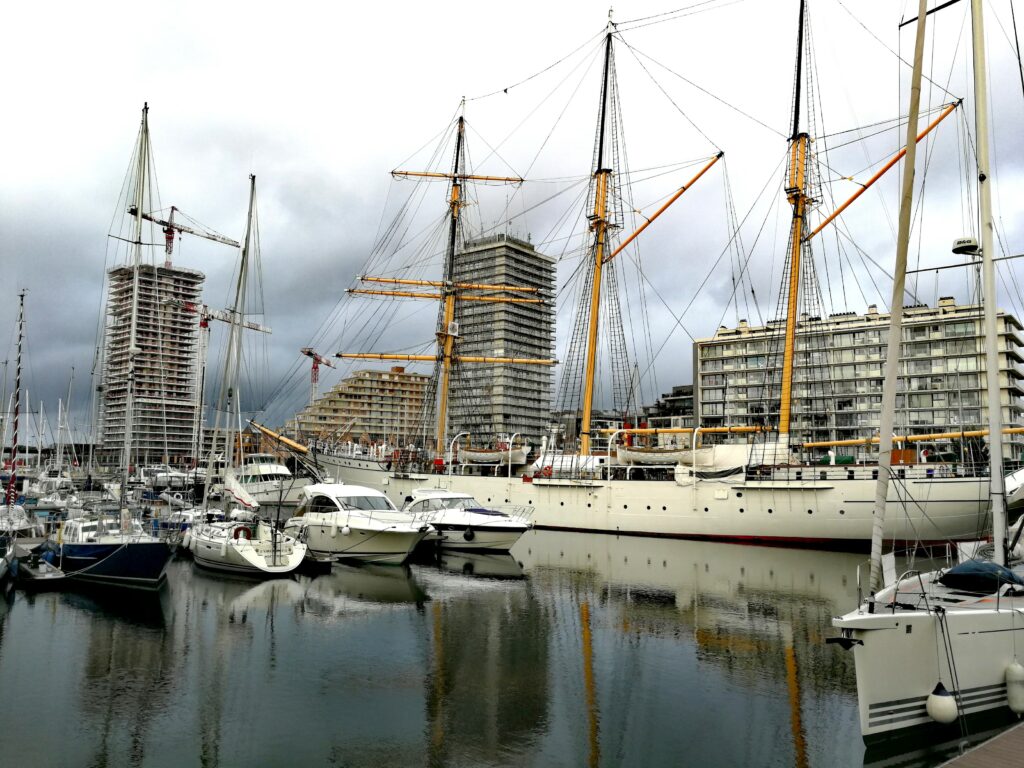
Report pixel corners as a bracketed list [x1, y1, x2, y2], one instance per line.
[285, 520, 429, 565]
[190, 524, 305, 576]
[317, 454, 989, 548]
[834, 607, 1023, 742]
[59, 541, 171, 590]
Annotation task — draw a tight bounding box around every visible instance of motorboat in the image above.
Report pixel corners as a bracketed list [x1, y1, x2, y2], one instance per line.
[284, 483, 432, 565]
[233, 452, 317, 506]
[185, 518, 306, 576]
[402, 488, 531, 551]
[11, 545, 67, 590]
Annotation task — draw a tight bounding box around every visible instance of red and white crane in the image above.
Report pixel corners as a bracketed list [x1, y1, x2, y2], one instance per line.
[301, 348, 335, 406]
[128, 204, 240, 267]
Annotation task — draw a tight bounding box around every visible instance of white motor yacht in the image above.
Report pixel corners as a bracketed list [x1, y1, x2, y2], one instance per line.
[284, 484, 432, 565]
[402, 489, 531, 552]
[234, 453, 316, 507]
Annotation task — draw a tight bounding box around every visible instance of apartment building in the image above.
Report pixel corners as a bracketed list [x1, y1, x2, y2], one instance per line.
[448, 233, 556, 446]
[692, 297, 1024, 460]
[289, 366, 430, 444]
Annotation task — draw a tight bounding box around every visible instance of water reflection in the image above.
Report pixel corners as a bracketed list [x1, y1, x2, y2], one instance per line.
[302, 563, 429, 620]
[516, 531, 863, 768]
[1, 531, 1007, 766]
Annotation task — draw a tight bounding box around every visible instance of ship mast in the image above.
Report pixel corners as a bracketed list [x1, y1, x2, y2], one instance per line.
[120, 103, 150, 504]
[777, 0, 810, 448]
[579, 26, 615, 457]
[339, 115, 551, 458]
[5, 291, 24, 513]
[435, 117, 466, 456]
[972, 0, 1007, 564]
[202, 174, 257, 506]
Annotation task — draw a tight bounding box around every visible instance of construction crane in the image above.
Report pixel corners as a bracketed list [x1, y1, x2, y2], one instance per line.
[169, 299, 271, 334]
[162, 297, 271, 463]
[301, 348, 335, 406]
[128, 204, 240, 267]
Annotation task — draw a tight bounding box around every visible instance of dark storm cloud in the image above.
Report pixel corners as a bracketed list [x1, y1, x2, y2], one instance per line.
[2, 0, 1022, 442]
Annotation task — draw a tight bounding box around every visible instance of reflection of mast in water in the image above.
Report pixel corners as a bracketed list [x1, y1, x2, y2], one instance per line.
[581, 601, 600, 768]
[69, 590, 173, 766]
[519, 530, 860, 764]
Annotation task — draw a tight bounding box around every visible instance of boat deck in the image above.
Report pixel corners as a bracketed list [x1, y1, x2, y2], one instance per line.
[942, 720, 1024, 767]
[12, 538, 47, 557]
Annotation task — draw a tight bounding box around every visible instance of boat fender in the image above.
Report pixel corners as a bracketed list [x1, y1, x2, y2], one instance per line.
[189, 531, 198, 551]
[926, 682, 958, 724]
[463, 527, 475, 542]
[233, 526, 251, 541]
[330, 522, 338, 538]
[219, 540, 228, 558]
[541, 466, 553, 478]
[342, 525, 351, 536]
[1006, 661, 1024, 714]
[182, 531, 191, 550]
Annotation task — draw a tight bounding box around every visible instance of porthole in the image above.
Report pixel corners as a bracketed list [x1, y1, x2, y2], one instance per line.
[646, 505, 651, 510]
[704, 507, 709, 512]
[736, 492, 743, 498]
[807, 509, 813, 514]
[768, 508, 774, 514]
[839, 509, 845, 515]
[560, 501, 564, 506]
[624, 505, 628, 510]
[740, 508, 745, 513]
[587, 503, 591, 508]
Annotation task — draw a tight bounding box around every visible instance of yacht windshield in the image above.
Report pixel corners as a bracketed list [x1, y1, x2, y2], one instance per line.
[442, 497, 481, 510]
[336, 495, 394, 512]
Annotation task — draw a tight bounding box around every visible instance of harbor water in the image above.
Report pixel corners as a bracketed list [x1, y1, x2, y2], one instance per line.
[0, 530, 1009, 767]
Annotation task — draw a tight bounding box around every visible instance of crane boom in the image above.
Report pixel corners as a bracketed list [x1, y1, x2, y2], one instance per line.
[128, 204, 241, 266]
[164, 298, 271, 334]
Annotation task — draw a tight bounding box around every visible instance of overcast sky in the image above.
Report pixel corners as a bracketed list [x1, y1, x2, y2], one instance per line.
[2, 0, 1022, 443]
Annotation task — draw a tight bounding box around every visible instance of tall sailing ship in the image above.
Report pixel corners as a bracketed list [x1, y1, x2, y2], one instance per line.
[263, 7, 1006, 549]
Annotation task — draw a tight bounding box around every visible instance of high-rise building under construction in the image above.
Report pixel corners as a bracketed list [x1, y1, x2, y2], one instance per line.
[98, 263, 205, 466]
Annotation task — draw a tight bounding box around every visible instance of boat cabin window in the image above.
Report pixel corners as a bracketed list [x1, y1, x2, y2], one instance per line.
[309, 495, 339, 515]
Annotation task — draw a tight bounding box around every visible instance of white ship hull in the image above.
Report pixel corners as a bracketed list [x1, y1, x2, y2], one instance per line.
[316, 455, 989, 546]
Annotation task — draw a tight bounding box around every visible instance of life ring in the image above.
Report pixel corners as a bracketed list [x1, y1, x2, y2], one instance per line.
[541, 466, 553, 478]
[233, 526, 252, 541]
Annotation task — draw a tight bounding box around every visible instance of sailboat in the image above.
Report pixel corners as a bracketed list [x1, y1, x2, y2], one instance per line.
[187, 175, 307, 577]
[55, 105, 173, 590]
[268, 9, 1000, 549]
[831, 0, 1024, 742]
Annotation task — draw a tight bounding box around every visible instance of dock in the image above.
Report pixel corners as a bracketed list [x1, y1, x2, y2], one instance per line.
[942, 719, 1024, 767]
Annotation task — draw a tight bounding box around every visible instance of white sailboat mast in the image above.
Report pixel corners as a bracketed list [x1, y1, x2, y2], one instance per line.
[121, 103, 150, 501]
[868, 0, 928, 592]
[972, 0, 1006, 564]
[205, 174, 256, 498]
